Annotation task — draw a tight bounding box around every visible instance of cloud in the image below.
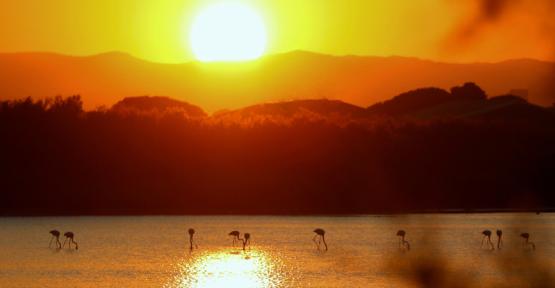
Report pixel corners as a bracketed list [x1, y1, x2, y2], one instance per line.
[449, 0, 520, 44]
[479, 0, 512, 21]
[443, 0, 555, 57]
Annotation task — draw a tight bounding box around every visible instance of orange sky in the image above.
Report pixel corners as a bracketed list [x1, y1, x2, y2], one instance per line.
[0, 0, 553, 63]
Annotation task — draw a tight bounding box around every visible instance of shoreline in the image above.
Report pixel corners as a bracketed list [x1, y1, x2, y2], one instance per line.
[1, 208, 554, 218]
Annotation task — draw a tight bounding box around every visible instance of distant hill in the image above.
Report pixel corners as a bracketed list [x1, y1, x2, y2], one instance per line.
[98, 81, 554, 123]
[367, 87, 456, 116]
[471, 95, 554, 121]
[0, 51, 554, 112]
[210, 83, 554, 122]
[366, 84, 554, 121]
[111, 96, 207, 118]
[107, 84, 553, 123]
[213, 99, 367, 122]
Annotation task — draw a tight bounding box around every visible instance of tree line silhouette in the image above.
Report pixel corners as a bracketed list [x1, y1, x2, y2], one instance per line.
[1, 85, 555, 215]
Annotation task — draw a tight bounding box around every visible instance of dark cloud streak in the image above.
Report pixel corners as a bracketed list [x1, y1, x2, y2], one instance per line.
[452, 0, 518, 42]
[480, 0, 512, 21]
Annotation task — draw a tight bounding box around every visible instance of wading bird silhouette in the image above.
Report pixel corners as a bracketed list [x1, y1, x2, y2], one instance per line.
[396, 230, 411, 251]
[481, 230, 494, 250]
[188, 228, 197, 250]
[63, 232, 78, 250]
[240, 233, 251, 251]
[520, 233, 536, 251]
[49, 230, 61, 249]
[229, 231, 241, 246]
[313, 228, 328, 251]
[496, 229, 503, 249]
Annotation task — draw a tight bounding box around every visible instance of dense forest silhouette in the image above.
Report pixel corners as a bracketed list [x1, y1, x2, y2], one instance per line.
[1, 83, 554, 215]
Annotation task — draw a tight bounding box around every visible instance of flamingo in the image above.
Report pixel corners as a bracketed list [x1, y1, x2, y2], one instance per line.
[481, 230, 494, 250]
[49, 230, 61, 249]
[313, 228, 328, 251]
[63, 232, 78, 250]
[520, 233, 536, 251]
[229, 231, 241, 246]
[496, 230, 503, 249]
[396, 230, 410, 251]
[188, 228, 197, 250]
[240, 233, 251, 251]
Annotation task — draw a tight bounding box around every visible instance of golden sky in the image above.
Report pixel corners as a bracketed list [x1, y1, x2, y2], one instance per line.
[0, 0, 553, 63]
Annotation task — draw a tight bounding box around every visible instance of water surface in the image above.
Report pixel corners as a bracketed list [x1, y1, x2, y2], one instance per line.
[1, 214, 554, 287]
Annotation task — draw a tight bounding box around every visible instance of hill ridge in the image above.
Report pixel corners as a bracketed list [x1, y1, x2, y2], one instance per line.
[1, 51, 554, 112]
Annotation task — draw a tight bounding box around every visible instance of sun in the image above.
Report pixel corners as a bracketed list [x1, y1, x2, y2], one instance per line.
[189, 3, 268, 62]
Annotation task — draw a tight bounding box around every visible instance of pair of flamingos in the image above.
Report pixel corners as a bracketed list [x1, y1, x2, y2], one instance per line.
[186, 228, 251, 251]
[228, 230, 251, 251]
[49, 230, 78, 250]
[481, 230, 535, 250]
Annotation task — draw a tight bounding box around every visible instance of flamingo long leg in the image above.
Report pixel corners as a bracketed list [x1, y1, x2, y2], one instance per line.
[488, 236, 494, 250]
[312, 235, 320, 250]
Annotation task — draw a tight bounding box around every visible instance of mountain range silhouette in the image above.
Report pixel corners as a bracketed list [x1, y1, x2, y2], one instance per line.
[1, 51, 553, 112]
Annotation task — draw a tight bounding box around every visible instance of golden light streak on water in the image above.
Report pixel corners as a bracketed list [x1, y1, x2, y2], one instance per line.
[172, 249, 284, 288]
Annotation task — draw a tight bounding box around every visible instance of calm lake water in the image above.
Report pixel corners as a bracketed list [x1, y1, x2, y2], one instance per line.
[1, 214, 554, 288]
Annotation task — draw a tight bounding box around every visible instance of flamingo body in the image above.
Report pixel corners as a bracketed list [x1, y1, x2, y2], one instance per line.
[397, 230, 410, 251]
[63, 231, 78, 250]
[481, 230, 494, 250]
[313, 228, 328, 251]
[520, 233, 536, 251]
[229, 231, 241, 246]
[188, 228, 197, 250]
[49, 230, 61, 248]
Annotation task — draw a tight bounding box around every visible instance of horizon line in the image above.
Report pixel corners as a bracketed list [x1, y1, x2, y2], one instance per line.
[0, 49, 553, 66]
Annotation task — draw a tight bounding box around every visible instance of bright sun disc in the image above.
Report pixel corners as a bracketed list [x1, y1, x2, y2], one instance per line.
[190, 3, 267, 62]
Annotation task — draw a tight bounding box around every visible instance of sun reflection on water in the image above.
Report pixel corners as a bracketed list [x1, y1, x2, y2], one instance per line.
[172, 249, 284, 288]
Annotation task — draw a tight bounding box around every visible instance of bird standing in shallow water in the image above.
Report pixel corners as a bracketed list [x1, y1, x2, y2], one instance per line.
[63, 232, 78, 250]
[396, 230, 410, 251]
[229, 231, 241, 246]
[496, 230, 503, 249]
[49, 230, 61, 249]
[188, 228, 197, 250]
[313, 228, 328, 251]
[240, 233, 251, 251]
[481, 230, 494, 250]
[520, 233, 536, 251]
